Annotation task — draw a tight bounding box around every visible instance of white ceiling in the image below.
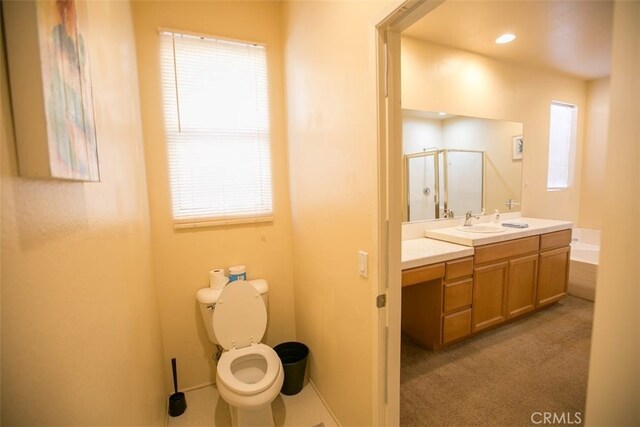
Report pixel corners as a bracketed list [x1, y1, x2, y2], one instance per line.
[403, 0, 613, 81]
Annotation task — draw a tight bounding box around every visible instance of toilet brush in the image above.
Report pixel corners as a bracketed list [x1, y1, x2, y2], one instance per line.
[168, 358, 187, 417]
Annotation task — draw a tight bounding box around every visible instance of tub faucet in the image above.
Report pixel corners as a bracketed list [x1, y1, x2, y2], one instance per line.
[505, 198, 521, 210]
[464, 211, 480, 226]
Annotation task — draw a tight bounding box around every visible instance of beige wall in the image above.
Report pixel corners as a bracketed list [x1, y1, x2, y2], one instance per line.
[0, 1, 165, 424]
[402, 115, 442, 154]
[130, 1, 296, 390]
[282, 1, 388, 425]
[442, 116, 523, 215]
[585, 1, 639, 424]
[401, 37, 587, 223]
[578, 78, 610, 231]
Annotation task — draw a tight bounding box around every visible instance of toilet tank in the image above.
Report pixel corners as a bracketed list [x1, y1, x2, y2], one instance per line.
[196, 279, 269, 345]
[250, 279, 269, 308]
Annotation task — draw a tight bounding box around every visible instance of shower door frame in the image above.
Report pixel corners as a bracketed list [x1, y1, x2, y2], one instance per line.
[404, 148, 486, 221]
[404, 149, 440, 221]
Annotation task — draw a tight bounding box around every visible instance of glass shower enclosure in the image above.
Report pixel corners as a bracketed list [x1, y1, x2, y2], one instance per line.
[404, 149, 485, 222]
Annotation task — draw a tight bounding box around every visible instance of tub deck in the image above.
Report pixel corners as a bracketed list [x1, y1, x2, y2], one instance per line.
[568, 229, 600, 301]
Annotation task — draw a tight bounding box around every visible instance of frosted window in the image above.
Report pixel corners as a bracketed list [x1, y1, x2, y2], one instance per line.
[547, 102, 577, 190]
[160, 31, 272, 225]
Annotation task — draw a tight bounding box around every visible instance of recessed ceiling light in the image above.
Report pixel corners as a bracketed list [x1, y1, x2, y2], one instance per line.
[438, 112, 447, 116]
[495, 33, 516, 44]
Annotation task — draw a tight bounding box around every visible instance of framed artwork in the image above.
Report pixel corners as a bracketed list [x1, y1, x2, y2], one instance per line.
[512, 135, 524, 160]
[3, 0, 99, 181]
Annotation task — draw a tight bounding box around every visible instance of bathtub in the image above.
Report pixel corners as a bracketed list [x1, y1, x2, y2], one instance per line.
[568, 228, 600, 301]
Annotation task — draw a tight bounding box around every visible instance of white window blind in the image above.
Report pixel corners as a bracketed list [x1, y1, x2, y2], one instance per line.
[160, 31, 272, 224]
[547, 101, 577, 190]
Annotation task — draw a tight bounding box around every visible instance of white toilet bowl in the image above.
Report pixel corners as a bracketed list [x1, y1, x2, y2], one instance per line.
[216, 343, 284, 425]
[210, 281, 283, 426]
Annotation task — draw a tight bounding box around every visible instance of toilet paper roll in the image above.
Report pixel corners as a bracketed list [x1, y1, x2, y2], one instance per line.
[209, 268, 229, 289]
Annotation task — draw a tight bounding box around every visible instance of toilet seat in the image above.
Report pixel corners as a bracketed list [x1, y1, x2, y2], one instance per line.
[213, 281, 281, 396]
[217, 343, 281, 395]
[213, 281, 267, 350]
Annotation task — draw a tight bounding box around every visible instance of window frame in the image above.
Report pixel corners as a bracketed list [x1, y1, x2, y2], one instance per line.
[546, 100, 578, 191]
[158, 28, 275, 228]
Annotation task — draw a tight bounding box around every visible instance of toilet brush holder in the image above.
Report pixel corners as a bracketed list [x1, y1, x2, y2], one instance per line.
[168, 358, 187, 417]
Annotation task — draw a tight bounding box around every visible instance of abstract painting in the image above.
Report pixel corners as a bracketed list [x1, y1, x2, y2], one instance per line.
[512, 135, 523, 161]
[36, 0, 99, 181]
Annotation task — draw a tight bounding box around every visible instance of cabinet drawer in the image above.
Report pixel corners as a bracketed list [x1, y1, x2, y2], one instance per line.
[445, 257, 473, 282]
[443, 309, 471, 344]
[540, 229, 572, 251]
[443, 279, 473, 313]
[475, 236, 539, 265]
[402, 263, 445, 287]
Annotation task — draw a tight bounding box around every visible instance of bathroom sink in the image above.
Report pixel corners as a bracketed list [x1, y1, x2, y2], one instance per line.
[425, 218, 573, 247]
[456, 224, 506, 233]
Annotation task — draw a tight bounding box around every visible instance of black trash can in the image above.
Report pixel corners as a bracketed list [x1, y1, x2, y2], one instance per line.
[274, 341, 309, 395]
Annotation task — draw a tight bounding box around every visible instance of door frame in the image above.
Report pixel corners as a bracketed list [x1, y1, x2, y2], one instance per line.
[374, 1, 444, 425]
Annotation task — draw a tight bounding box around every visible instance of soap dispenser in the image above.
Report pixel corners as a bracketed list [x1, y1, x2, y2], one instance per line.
[493, 209, 501, 223]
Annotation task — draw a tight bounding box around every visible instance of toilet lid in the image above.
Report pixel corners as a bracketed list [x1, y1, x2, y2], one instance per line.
[213, 280, 267, 350]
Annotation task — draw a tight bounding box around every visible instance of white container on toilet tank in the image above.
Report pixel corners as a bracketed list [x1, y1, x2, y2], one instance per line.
[228, 265, 247, 282]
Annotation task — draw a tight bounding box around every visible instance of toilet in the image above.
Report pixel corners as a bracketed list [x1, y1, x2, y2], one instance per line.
[196, 279, 283, 426]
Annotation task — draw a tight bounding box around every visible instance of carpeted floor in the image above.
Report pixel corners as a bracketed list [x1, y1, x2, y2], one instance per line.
[401, 296, 593, 426]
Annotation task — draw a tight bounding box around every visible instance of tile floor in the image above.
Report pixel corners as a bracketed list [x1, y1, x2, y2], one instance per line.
[167, 383, 338, 427]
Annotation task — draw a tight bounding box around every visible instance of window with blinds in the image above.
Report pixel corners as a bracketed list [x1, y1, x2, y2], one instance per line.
[547, 101, 577, 190]
[160, 30, 273, 226]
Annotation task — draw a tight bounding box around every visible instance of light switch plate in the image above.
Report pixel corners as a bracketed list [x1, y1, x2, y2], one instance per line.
[358, 250, 368, 278]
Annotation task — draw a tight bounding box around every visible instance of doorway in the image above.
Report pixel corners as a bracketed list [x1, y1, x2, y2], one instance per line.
[375, 1, 612, 425]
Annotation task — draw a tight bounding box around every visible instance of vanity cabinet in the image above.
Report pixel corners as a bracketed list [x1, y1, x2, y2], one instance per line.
[401, 263, 443, 348]
[471, 230, 571, 333]
[537, 230, 572, 306]
[402, 228, 571, 350]
[472, 236, 540, 331]
[401, 257, 473, 349]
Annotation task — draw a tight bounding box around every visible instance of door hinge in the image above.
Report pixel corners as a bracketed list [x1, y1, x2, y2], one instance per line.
[376, 293, 387, 308]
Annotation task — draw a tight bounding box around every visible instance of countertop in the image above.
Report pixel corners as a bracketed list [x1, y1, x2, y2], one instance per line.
[423, 217, 573, 247]
[402, 238, 474, 270]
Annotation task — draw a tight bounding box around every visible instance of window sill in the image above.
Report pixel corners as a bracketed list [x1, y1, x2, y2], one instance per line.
[173, 215, 274, 229]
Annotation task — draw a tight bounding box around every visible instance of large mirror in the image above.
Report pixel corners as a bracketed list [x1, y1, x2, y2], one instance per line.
[403, 109, 523, 222]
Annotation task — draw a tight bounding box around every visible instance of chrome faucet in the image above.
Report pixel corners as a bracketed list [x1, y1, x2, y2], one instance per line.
[464, 211, 480, 226]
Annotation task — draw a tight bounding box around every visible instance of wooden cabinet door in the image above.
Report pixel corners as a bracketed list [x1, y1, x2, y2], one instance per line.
[507, 254, 539, 318]
[472, 262, 508, 332]
[537, 246, 570, 307]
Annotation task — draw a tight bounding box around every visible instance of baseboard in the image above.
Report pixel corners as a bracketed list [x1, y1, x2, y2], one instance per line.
[162, 378, 341, 426]
[182, 381, 215, 393]
[307, 377, 342, 427]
